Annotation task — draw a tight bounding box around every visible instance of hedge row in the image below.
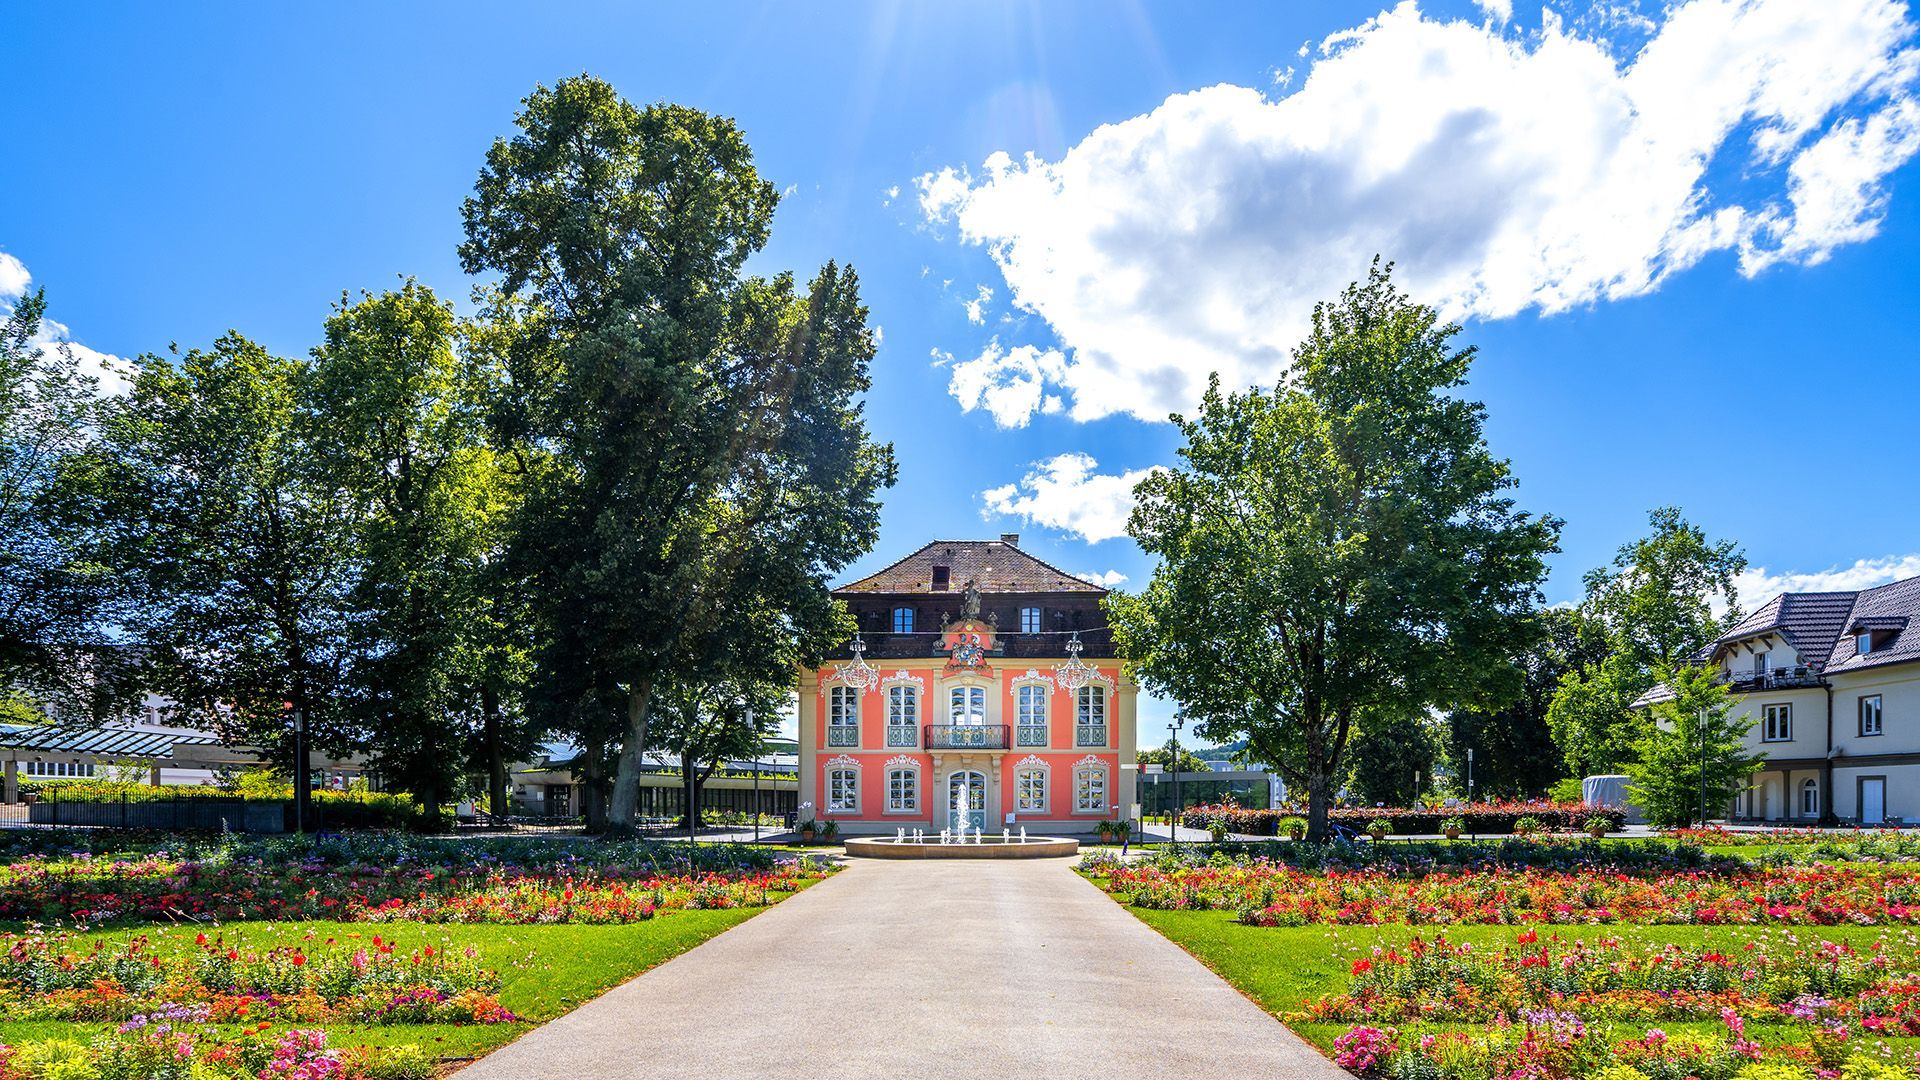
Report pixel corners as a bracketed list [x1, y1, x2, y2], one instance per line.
[32, 781, 441, 831]
[1180, 803, 1625, 836]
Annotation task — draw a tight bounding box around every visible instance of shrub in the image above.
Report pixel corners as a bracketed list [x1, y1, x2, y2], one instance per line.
[1207, 818, 1230, 842]
[1440, 816, 1465, 835]
[1513, 815, 1542, 835]
[1180, 800, 1623, 837]
[1278, 816, 1307, 840]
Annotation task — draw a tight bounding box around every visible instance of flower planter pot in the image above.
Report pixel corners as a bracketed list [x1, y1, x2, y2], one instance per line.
[1444, 827, 1460, 840]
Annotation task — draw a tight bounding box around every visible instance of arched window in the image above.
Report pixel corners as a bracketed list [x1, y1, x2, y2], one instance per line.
[1016, 767, 1048, 812]
[828, 767, 859, 813]
[1074, 765, 1107, 814]
[887, 768, 917, 812]
[1802, 777, 1820, 817]
[1016, 684, 1049, 746]
[887, 686, 919, 747]
[828, 686, 860, 747]
[1075, 685, 1108, 747]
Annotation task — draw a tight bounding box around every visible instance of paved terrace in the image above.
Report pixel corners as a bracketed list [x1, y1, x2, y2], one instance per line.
[455, 857, 1343, 1079]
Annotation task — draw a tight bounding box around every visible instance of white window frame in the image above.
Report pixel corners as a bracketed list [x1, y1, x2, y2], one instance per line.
[949, 686, 986, 724]
[828, 686, 860, 747]
[828, 767, 858, 813]
[1016, 767, 1047, 813]
[1073, 764, 1108, 814]
[1762, 703, 1792, 742]
[886, 685, 919, 747]
[1862, 694, 1884, 737]
[1801, 777, 1820, 817]
[893, 607, 914, 634]
[1753, 650, 1769, 676]
[886, 768, 918, 813]
[1016, 684, 1049, 747]
[1859, 631, 1874, 655]
[1020, 606, 1042, 634]
[1075, 685, 1108, 747]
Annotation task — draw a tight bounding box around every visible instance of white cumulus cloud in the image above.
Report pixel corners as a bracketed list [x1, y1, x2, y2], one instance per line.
[0, 250, 132, 396]
[918, 0, 1920, 425]
[1736, 554, 1920, 609]
[947, 339, 1068, 428]
[1075, 569, 1130, 588]
[980, 453, 1163, 543]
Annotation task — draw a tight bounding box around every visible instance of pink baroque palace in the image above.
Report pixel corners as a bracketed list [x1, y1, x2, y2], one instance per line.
[797, 535, 1137, 835]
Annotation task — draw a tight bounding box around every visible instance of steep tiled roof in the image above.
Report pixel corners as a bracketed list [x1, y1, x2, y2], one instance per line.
[1824, 575, 1920, 675]
[1710, 591, 1857, 668]
[1706, 574, 1920, 677]
[835, 539, 1104, 595]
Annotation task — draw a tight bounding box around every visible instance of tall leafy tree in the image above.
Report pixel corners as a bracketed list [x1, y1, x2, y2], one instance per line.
[305, 282, 508, 820]
[460, 77, 891, 828]
[86, 335, 357, 805]
[1343, 708, 1441, 807]
[1546, 508, 1746, 776]
[1625, 662, 1761, 828]
[650, 675, 783, 833]
[1445, 607, 1608, 798]
[1109, 263, 1561, 841]
[0, 289, 122, 712]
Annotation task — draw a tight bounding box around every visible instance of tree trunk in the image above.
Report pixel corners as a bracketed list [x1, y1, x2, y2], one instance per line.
[482, 685, 508, 821]
[608, 678, 654, 829]
[1303, 721, 1332, 843]
[682, 745, 698, 839]
[582, 729, 607, 831]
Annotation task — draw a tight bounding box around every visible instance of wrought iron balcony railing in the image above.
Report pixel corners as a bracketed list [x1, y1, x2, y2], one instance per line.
[924, 724, 1010, 750]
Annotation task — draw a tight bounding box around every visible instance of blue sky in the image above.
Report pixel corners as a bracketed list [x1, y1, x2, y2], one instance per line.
[6, 1, 1920, 747]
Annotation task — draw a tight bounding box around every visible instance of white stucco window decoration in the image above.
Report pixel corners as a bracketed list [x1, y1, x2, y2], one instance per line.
[1073, 755, 1108, 814]
[1763, 703, 1792, 742]
[828, 686, 860, 747]
[1013, 674, 1051, 746]
[886, 685, 919, 747]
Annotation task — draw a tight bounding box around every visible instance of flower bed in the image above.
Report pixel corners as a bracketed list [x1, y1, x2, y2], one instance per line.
[0, 857, 830, 925]
[1302, 931, 1920, 1026]
[0, 1022, 437, 1079]
[1180, 800, 1624, 837]
[1098, 861, 1920, 926]
[1331, 1013, 1911, 1080]
[0, 929, 517, 1025]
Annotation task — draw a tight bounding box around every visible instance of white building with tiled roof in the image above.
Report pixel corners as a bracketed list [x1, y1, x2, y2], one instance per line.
[1664, 573, 1920, 823]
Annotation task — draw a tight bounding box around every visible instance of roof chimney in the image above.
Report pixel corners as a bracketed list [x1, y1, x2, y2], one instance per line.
[999, 533, 1020, 548]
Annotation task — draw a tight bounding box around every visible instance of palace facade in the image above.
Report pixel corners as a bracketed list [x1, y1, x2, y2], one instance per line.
[796, 535, 1137, 835]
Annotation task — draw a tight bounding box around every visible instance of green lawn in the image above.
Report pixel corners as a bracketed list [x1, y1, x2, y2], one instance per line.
[1125, 905, 1920, 1055]
[0, 910, 760, 1063]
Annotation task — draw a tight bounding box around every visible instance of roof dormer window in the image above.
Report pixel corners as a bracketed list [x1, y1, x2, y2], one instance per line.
[1859, 631, 1873, 655]
[931, 565, 950, 591]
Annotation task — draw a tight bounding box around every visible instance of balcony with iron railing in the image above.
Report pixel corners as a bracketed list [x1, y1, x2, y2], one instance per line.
[924, 724, 1010, 751]
[1722, 665, 1825, 692]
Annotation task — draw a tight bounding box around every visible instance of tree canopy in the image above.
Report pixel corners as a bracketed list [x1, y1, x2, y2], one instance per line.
[1109, 262, 1561, 841]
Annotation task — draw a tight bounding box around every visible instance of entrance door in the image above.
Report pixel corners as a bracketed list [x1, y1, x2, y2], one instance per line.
[1862, 778, 1887, 824]
[948, 770, 986, 832]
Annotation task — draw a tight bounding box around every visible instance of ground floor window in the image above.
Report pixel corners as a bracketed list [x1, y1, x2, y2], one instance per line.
[1801, 777, 1820, 817]
[828, 768, 858, 813]
[1016, 768, 1047, 812]
[887, 768, 917, 812]
[1074, 766, 1106, 813]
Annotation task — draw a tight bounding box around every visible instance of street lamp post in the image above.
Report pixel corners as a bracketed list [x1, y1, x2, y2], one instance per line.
[291, 708, 308, 835]
[1466, 748, 1474, 841]
[1698, 707, 1708, 828]
[1171, 711, 1186, 853]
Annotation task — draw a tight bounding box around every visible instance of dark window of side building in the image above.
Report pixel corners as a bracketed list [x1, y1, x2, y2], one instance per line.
[1021, 606, 1041, 634]
[893, 607, 914, 634]
[931, 565, 950, 591]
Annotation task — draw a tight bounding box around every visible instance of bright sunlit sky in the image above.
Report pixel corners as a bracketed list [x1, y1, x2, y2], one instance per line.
[6, 1, 1920, 747]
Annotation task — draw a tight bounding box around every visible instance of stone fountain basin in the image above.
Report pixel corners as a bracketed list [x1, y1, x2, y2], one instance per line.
[842, 836, 1080, 859]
